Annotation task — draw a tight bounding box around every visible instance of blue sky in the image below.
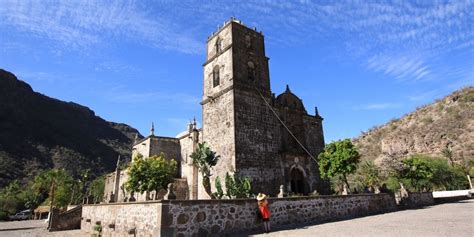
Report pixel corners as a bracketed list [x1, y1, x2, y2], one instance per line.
[0, 0, 473, 143]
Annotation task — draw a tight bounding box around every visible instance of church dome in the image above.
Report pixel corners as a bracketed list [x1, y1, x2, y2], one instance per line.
[275, 85, 306, 112]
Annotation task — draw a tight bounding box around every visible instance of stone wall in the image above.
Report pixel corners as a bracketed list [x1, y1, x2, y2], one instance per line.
[234, 89, 284, 196]
[178, 127, 201, 200]
[202, 89, 236, 199]
[404, 192, 434, 208]
[50, 205, 82, 231]
[82, 201, 163, 237]
[133, 136, 152, 158]
[82, 194, 397, 236]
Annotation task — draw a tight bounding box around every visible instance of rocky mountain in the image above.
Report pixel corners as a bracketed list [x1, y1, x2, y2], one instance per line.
[0, 69, 143, 187]
[354, 87, 474, 164]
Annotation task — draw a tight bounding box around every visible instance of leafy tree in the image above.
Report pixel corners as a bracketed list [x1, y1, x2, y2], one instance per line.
[399, 155, 434, 192]
[0, 181, 25, 219]
[318, 139, 360, 192]
[125, 153, 177, 196]
[87, 176, 105, 203]
[190, 142, 219, 199]
[430, 158, 469, 190]
[357, 160, 380, 188]
[146, 155, 177, 193]
[125, 154, 147, 195]
[32, 169, 75, 208]
[0, 169, 88, 220]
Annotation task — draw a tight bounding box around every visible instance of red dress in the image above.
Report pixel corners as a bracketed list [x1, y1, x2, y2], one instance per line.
[259, 204, 270, 220]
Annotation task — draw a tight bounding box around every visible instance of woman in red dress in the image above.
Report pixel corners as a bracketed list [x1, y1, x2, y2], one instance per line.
[257, 193, 271, 233]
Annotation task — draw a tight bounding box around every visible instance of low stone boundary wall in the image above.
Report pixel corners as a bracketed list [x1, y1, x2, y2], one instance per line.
[82, 202, 163, 236]
[50, 205, 82, 231]
[82, 194, 397, 236]
[403, 192, 434, 208]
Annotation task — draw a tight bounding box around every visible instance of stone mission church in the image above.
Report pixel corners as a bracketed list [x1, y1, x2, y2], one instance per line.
[104, 18, 328, 201]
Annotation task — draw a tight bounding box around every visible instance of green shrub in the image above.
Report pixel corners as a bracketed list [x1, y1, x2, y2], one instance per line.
[461, 91, 474, 102]
[385, 155, 470, 192]
[223, 173, 252, 199]
[0, 210, 8, 221]
[213, 177, 224, 199]
[385, 176, 401, 192]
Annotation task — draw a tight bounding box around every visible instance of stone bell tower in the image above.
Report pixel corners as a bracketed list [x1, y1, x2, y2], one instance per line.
[201, 18, 284, 197]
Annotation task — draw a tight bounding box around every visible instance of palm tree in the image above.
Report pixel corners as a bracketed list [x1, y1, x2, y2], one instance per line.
[441, 148, 455, 166]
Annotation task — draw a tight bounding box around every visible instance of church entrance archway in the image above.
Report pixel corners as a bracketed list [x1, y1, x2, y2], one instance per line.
[290, 168, 305, 195]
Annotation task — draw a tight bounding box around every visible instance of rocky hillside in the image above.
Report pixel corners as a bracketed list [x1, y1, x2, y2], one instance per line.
[354, 87, 474, 164]
[0, 69, 143, 187]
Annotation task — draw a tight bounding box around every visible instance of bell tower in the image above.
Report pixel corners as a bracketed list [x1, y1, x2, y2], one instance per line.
[202, 19, 271, 102]
[201, 18, 284, 198]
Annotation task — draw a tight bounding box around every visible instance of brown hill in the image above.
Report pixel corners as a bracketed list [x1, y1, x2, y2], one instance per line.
[0, 69, 143, 187]
[354, 87, 474, 164]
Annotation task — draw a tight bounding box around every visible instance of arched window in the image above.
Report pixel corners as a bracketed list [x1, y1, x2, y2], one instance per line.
[247, 61, 255, 80]
[215, 38, 222, 54]
[213, 65, 220, 87]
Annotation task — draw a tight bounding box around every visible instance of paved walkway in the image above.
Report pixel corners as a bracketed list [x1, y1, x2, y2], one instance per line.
[252, 199, 474, 237]
[0, 200, 472, 236]
[0, 220, 86, 237]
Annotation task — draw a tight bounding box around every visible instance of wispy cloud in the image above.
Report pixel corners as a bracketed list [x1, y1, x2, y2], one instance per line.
[366, 54, 432, 81]
[93, 60, 141, 73]
[0, 0, 201, 54]
[16, 70, 70, 84]
[1, 1, 472, 83]
[406, 89, 441, 102]
[353, 103, 402, 111]
[102, 86, 200, 106]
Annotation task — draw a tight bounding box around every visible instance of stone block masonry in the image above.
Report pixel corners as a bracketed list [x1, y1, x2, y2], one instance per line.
[49, 205, 82, 231]
[81, 194, 397, 236]
[403, 192, 434, 208]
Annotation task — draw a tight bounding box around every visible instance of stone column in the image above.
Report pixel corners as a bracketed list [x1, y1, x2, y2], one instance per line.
[190, 120, 199, 200]
[113, 156, 121, 202]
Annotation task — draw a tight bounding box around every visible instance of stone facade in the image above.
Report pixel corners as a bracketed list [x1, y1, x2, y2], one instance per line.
[103, 18, 327, 201]
[103, 121, 200, 202]
[81, 194, 397, 236]
[202, 19, 327, 197]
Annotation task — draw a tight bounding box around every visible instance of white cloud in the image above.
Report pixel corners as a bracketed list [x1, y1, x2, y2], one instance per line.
[0, 0, 201, 54]
[366, 54, 432, 81]
[406, 89, 441, 102]
[353, 103, 402, 110]
[102, 86, 200, 106]
[1, 1, 472, 83]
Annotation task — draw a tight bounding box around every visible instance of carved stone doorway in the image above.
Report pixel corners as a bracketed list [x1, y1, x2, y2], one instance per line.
[290, 168, 305, 194]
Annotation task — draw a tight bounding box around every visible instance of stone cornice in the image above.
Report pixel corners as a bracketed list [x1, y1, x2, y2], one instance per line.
[200, 85, 234, 105]
[202, 44, 232, 67]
